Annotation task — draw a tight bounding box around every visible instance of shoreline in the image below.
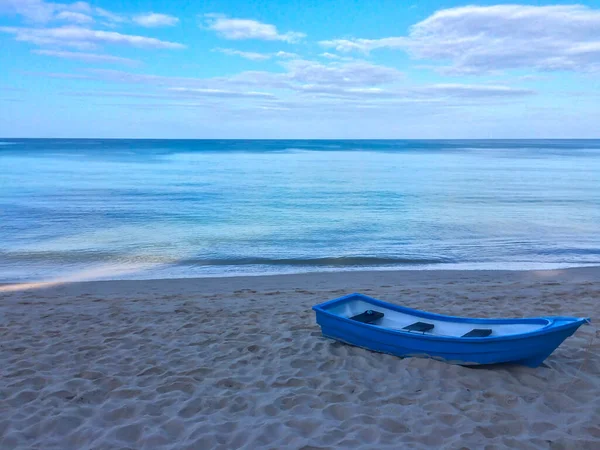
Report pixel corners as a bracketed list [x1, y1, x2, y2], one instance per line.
[3, 262, 600, 287]
[2, 265, 600, 293]
[1, 266, 598, 448]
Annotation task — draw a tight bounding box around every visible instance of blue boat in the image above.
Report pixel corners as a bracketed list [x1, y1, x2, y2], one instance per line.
[312, 293, 590, 367]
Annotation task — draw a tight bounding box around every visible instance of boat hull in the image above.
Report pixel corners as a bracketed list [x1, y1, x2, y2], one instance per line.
[313, 294, 589, 367]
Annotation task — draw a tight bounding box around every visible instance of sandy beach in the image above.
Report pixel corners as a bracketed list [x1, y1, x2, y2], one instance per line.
[1, 267, 598, 449]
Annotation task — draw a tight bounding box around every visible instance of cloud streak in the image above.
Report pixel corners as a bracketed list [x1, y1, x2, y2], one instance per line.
[283, 60, 403, 87]
[203, 14, 305, 43]
[74, 62, 532, 99]
[320, 37, 406, 53]
[0, 0, 125, 24]
[214, 48, 299, 61]
[413, 84, 535, 99]
[0, 1, 178, 28]
[32, 49, 140, 66]
[0, 0, 58, 23]
[37, 61, 534, 108]
[275, 51, 298, 59]
[168, 87, 276, 99]
[55, 10, 93, 24]
[0, 25, 185, 49]
[94, 6, 126, 24]
[320, 52, 354, 61]
[214, 48, 271, 61]
[133, 13, 179, 28]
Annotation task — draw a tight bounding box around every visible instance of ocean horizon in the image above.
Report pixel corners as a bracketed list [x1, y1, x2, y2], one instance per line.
[2, 138, 600, 283]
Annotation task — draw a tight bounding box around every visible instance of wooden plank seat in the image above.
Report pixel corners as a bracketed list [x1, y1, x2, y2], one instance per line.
[462, 328, 492, 338]
[350, 310, 384, 324]
[403, 321, 434, 333]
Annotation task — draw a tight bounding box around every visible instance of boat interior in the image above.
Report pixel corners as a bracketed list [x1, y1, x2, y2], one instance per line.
[324, 298, 550, 338]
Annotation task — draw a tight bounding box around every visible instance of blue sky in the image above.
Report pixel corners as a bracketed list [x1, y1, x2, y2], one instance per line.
[1, 0, 599, 138]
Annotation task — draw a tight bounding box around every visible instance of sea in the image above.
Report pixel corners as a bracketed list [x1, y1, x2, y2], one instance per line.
[1, 139, 599, 283]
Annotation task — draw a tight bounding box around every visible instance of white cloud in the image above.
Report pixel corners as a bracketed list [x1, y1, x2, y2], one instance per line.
[0, 25, 185, 49]
[293, 84, 387, 98]
[32, 49, 140, 66]
[35, 59, 534, 117]
[283, 60, 402, 86]
[79, 69, 201, 86]
[215, 48, 271, 61]
[320, 52, 345, 59]
[320, 5, 600, 74]
[0, 1, 158, 27]
[275, 51, 298, 59]
[93, 6, 126, 24]
[55, 11, 93, 24]
[319, 52, 355, 62]
[214, 48, 300, 61]
[292, 82, 533, 101]
[168, 87, 276, 99]
[0, 0, 57, 23]
[407, 5, 600, 74]
[133, 13, 179, 28]
[414, 84, 535, 98]
[27, 67, 539, 138]
[66, 2, 91, 13]
[74, 60, 404, 93]
[203, 13, 305, 42]
[0, 1, 123, 24]
[25, 70, 93, 79]
[320, 37, 406, 53]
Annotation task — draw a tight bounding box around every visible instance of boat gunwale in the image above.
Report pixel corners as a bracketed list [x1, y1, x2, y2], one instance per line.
[312, 293, 590, 342]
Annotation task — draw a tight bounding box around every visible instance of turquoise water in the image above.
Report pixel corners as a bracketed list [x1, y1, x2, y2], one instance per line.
[1, 139, 599, 282]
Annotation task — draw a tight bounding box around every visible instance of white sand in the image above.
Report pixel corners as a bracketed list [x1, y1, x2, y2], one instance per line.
[1, 268, 599, 449]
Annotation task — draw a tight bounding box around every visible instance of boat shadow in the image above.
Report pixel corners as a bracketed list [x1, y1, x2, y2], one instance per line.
[462, 362, 550, 370]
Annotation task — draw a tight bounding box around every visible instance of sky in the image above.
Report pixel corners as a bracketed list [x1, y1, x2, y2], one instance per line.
[1, 0, 599, 138]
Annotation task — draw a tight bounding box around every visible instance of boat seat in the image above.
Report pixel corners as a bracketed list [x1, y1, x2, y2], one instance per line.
[350, 310, 384, 324]
[462, 328, 492, 338]
[403, 321, 434, 333]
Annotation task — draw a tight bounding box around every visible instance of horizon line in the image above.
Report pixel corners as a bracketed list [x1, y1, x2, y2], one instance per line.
[3, 137, 600, 141]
